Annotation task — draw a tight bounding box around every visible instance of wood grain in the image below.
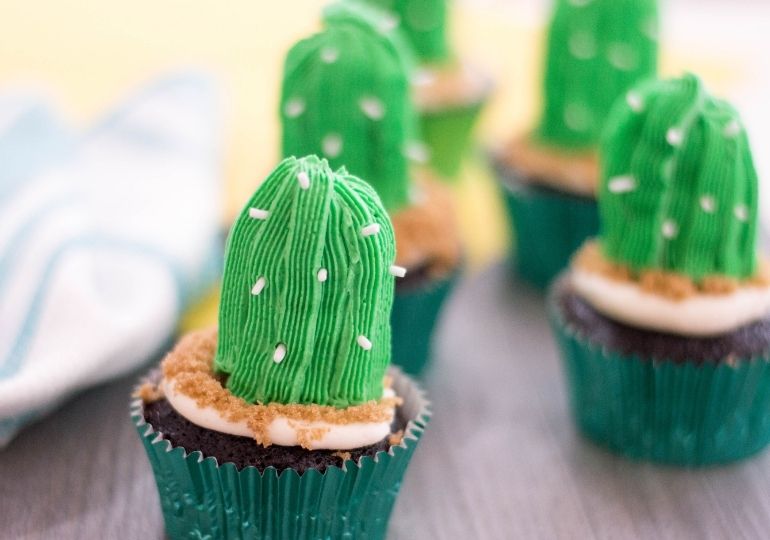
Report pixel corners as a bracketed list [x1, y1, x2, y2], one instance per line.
[3, 264, 770, 539]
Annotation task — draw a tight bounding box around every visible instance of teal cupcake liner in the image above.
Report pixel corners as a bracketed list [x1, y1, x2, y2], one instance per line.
[420, 93, 489, 181]
[549, 290, 770, 466]
[497, 162, 599, 290]
[391, 269, 459, 377]
[132, 368, 430, 540]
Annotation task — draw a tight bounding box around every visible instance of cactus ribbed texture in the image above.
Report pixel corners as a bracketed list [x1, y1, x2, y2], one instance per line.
[358, 0, 450, 63]
[599, 74, 759, 280]
[215, 156, 396, 407]
[536, 0, 658, 150]
[281, 5, 419, 212]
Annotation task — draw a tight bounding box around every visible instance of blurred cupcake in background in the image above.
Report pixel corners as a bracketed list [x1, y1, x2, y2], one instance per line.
[133, 156, 430, 539]
[494, 0, 658, 289]
[356, 0, 493, 181]
[280, 3, 462, 376]
[550, 74, 770, 465]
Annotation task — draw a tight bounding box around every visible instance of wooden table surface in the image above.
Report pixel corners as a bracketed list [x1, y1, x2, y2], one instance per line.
[3, 263, 770, 540]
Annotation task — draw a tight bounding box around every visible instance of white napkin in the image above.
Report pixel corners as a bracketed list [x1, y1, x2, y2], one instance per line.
[0, 73, 222, 446]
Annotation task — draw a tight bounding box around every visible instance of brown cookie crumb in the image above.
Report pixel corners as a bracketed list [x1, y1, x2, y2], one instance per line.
[161, 328, 401, 450]
[332, 451, 352, 462]
[573, 240, 770, 300]
[388, 430, 404, 446]
[133, 382, 164, 403]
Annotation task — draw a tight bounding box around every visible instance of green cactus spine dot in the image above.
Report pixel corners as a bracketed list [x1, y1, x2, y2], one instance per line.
[357, 0, 451, 63]
[215, 155, 397, 408]
[536, 0, 658, 150]
[599, 74, 759, 281]
[281, 6, 419, 212]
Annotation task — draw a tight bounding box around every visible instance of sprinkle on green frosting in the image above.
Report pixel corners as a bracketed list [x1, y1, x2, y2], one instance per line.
[215, 156, 397, 408]
[281, 4, 421, 212]
[535, 0, 658, 150]
[355, 0, 451, 63]
[599, 74, 759, 280]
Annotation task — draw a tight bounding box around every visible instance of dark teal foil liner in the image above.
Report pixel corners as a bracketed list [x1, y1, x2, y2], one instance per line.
[391, 269, 458, 376]
[548, 289, 770, 466]
[132, 369, 430, 540]
[495, 158, 599, 290]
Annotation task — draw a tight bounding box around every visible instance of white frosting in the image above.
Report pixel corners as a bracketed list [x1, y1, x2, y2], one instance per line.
[571, 268, 770, 337]
[162, 379, 396, 451]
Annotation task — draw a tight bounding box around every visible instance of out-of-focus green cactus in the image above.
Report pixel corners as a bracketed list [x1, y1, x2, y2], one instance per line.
[536, 0, 658, 150]
[281, 4, 422, 212]
[599, 74, 759, 280]
[215, 156, 397, 407]
[359, 0, 451, 64]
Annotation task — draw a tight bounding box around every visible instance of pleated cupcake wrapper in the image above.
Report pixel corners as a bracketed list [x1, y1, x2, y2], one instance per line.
[391, 269, 459, 377]
[497, 162, 599, 290]
[419, 91, 490, 181]
[131, 367, 430, 540]
[548, 292, 770, 466]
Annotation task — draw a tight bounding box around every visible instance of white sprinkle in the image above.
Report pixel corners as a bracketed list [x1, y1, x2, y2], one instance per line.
[666, 128, 684, 147]
[320, 47, 339, 63]
[724, 120, 741, 138]
[734, 205, 749, 222]
[389, 265, 407, 278]
[361, 223, 381, 237]
[626, 92, 644, 112]
[317, 268, 328, 282]
[412, 69, 436, 87]
[284, 98, 305, 118]
[607, 43, 638, 71]
[608, 175, 636, 194]
[569, 33, 596, 60]
[251, 277, 266, 296]
[322, 134, 343, 158]
[642, 17, 659, 41]
[249, 208, 269, 220]
[378, 13, 400, 33]
[297, 171, 310, 190]
[662, 219, 678, 239]
[357, 335, 372, 351]
[273, 344, 287, 363]
[564, 103, 591, 132]
[404, 141, 430, 163]
[699, 195, 716, 213]
[360, 97, 386, 120]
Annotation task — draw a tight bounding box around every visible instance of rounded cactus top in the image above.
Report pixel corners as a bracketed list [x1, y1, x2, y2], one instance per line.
[281, 3, 421, 212]
[535, 0, 658, 150]
[599, 74, 759, 281]
[356, 0, 451, 64]
[215, 156, 397, 408]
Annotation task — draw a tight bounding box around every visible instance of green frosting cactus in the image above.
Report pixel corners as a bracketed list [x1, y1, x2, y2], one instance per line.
[281, 6, 420, 212]
[536, 0, 658, 149]
[599, 74, 759, 280]
[359, 0, 451, 63]
[215, 156, 397, 408]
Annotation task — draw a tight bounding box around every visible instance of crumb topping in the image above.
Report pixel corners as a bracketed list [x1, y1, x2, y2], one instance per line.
[161, 328, 402, 449]
[388, 430, 405, 446]
[134, 381, 164, 403]
[500, 136, 598, 196]
[393, 172, 461, 278]
[574, 241, 770, 300]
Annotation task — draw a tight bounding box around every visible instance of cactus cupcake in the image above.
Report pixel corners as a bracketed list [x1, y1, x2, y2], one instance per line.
[132, 156, 430, 539]
[281, 3, 462, 375]
[495, 0, 658, 289]
[549, 74, 770, 465]
[356, 0, 492, 180]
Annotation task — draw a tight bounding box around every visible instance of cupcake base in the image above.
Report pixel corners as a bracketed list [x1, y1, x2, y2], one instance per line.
[392, 266, 459, 376]
[133, 366, 429, 540]
[550, 276, 770, 466]
[495, 158, 599, 290]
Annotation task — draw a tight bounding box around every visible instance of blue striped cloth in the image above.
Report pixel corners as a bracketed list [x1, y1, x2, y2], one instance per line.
[0, 73, 223, 446]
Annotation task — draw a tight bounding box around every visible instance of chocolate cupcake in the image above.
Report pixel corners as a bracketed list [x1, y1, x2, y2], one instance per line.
[280, 4, 461, 375]
[549, 74, 770, 465]
[132, 156, 430, 539]
[494, 0, 658, 289]
[356, 0, 492, 180]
